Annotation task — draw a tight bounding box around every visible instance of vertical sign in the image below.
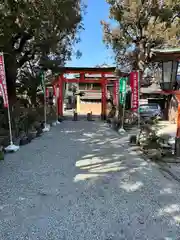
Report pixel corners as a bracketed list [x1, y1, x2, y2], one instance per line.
[0, 53, 9, 108]
[113, 80, 118, 106]
[0, 52, 19, 150]
[130, 71, 139, 111]
[119, 77, 127, 104]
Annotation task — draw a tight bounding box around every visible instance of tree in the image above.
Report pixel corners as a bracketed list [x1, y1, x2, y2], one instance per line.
[17, 59, 42, 106]
[101, 0, 180, 72]
[0, 0, 85, 103]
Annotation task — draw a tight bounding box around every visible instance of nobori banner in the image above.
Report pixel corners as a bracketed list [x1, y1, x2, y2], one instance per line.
[130, 71, 139, 111]
[0, 53, 9, 108]
[119, 77, 127, 104]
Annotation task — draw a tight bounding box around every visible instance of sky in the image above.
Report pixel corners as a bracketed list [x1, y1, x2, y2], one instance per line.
[67, 0, 115, 67]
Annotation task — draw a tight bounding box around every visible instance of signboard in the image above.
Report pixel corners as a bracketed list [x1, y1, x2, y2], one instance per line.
[0, 53, 9, 108]
[130, 71, 139, 111]
[113, 80, 118, 105]
[119, 77, 127, 104]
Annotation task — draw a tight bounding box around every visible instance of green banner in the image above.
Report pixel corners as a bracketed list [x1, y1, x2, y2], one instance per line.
[119, 77, 127, 104]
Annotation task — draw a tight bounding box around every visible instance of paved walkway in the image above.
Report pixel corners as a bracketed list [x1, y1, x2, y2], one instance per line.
[0, 121, 180, 239]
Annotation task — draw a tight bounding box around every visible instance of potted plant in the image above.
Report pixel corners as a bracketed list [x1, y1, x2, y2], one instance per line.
[26, 108, 38, 140]
[28, 126, 37, 140]
[33, 121, 43, 137]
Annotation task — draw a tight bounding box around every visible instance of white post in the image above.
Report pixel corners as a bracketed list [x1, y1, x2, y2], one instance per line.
[56, 86, 60, 124]
[42, 74, 50, 132]
[121, 92, 126, 130]
[7, 105, 13, 145]
[44, 92, 47, 126]
[137, 70, 141, 130]
[136, 70, 141, 144]
[1, 52, 19, 152]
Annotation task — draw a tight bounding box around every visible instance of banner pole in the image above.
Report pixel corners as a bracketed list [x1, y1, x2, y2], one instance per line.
[44, 89, 47, 127]
[121, 91, 127, 130]
[7, 103, 13, 145]
[118, 77, 127, 133]
[56, 96, 59, 123]
[55, 85, 60, 124]
[135, 70, 141, 145]
[137, 70, 140, 131]
[54, 85, 58, 121]
[1, 55, 13, 144]
[41, 71, 50, 132]
[0, 52, 19, 152]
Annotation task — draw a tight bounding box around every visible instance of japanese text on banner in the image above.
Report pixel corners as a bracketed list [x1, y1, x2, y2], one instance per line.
[119, 77, 127, 104]
[130, 71, 139, 111]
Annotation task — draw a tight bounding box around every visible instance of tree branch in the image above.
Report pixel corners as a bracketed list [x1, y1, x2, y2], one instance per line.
[18, 50, 35, 67]
[15, 32, 33, 53]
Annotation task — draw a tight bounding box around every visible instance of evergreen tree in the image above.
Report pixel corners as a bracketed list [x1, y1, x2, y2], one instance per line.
[101, 0, 180, 71]
[0, 0, 85, 102]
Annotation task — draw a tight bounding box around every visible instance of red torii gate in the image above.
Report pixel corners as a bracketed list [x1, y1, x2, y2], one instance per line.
[52, 66, 121, 119]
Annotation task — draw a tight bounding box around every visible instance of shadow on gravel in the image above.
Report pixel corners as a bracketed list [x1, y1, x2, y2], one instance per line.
[69, 122, 180, 237]
[0, 121, 180, 239]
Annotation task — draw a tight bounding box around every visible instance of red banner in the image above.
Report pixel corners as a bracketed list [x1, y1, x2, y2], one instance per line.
[113, 80, 118, 106]
[0, 53, 9, 108]
[130, 71, 139, 111]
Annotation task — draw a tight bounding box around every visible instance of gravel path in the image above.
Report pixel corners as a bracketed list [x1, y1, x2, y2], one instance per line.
[0, 121, 180, 239]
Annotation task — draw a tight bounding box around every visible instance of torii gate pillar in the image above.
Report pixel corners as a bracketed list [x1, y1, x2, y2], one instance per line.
[101, 75, 107, 120]
[57, 74, 63, 117]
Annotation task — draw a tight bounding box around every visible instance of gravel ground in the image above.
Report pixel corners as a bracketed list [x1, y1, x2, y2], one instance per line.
[0, 121, 180, 240]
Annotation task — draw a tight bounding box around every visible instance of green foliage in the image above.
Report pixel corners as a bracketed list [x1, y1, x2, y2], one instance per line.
[17, 60, 42, 106]
[102, 0, 180, 70]
[0, 0, 85, 100]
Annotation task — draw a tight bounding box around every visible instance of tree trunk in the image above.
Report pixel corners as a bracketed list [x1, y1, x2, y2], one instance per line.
[29, 89, 37, 107]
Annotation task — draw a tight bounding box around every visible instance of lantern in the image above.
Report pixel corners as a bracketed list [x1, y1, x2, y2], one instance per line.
[150, 48, 180, 91]
[160, 60, 179, 90]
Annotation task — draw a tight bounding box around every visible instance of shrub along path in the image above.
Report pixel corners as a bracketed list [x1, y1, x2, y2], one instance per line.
[0, 120, 180, 239]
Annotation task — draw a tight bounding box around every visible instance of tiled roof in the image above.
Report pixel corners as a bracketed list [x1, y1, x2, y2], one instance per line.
[151, 48, 180, 53]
